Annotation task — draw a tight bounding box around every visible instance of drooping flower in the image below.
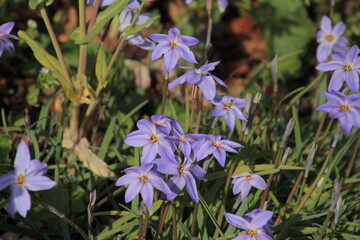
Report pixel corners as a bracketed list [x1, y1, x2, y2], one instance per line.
[231, 173, 267, 201]
[211, 95, 247, 131]
[118, 0, 155, 50]
[115, 163, 171, 209]
[193, 135, 243, 167]
[0, 141, 56, 217]
[154, 156, 206, 202]
[185, 0, 228, 13]
[0, 22, 19, 57]
[124, 119, 175, 163]
[316, 91, 360, 135]
[224, 209, 274, 240]
[150, 27, 199, 72]
[168, 61, 228, 101]
[316, 45, 360, 92]
[316, 15, 348, 63]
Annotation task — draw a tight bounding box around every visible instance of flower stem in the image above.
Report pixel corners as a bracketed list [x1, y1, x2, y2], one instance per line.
[39, 8, 72, 89]
[155, 202, 170, 240]
[345, 132, 360, 178]
[316, 211, 333, 240]
[160, 72, 169, 115]
[189, 85, 198, 130]
[171, 202, 177, 240]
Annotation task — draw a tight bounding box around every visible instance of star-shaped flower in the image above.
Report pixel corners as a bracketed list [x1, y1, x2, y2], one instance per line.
[316, 91, 360, 135]
[316, 45, 360, 92]
[150, 27, 199, 72]
[316, 15, 348, 63]
[0, 141, 56, 217]
[231, 173, 267, 201]
[168, 61, 228, 101]
[115, 163, 171, 209]
[211, 95, 247, 131]
[225, 209, 274, 240]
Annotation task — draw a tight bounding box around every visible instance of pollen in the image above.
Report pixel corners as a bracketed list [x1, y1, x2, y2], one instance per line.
[179, 137, 185, 142]
[344, 65, 352, 71]
[17, 175, 25, 186]
[150, 135, 157, 142]
[245, 176, 252, 181]
[325, 35, 334, 42]
[179, 166, 185, 174]
[140, 176, 148, 182]
[170, 42, 177, 47]
[247, 230, 257, 237]
[213, 143, 220, 147]
[341, 105, 349, 111]
[224, 104, 231, 110]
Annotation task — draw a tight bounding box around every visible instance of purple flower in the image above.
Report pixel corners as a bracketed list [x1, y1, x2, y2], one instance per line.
[150, 27, 199, 72]
[224, 209, 274, 240]
[316, 45, 360, 92]
[169, 130, 196, 158]
[0, 22, 19, 57]
[0, 141, 56, 217]
[87, 0, 115, 6]
[118, 0, 155, 50]
[194, 135, 243, 167]
[316, 15, 348, 63]
[211, 95, 247, 131]
[151, 114, 175, 135]
[154, 157, 206, 202]
[124, 119, 175, 164]
[316, 91, 360, 135]
[231, 173, 267, 201]
[168, 61, 228, 101]
[115, 163, 171, 209]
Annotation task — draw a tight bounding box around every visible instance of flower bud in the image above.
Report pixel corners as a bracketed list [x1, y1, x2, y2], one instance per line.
[305, 144, 318, 178]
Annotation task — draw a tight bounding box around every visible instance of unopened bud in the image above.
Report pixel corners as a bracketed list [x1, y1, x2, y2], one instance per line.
[305, 144, 318, 178]
[329, 179, 340, 211]
[242, 94, 252, 132]
[334, 196, 343, 224]
[242, 93, 261, 134]
[87, 189, 97, 225]
[332, 125, 342, 148]
[281, 147, 292, 165]
[280, 118, 295, 148]
[272, 55, 278, 94]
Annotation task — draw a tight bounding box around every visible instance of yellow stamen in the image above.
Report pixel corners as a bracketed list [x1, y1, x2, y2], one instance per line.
[245, 176, 252, 181]
[325, 35, 334, 42]
[224, 104, 231, 110]
[150, 135, 157, 143]
[213, 143, 220, 147]
[170, 42, 177, 47]
[179, 137, 185, 142]
[247, 230, 257, 237]
[344, 65, 352, 71]
[140, 176, 148, 182]
[341, 105, 349, 111]
[17, 175, 25, 186]
[179, 166, 185, 174]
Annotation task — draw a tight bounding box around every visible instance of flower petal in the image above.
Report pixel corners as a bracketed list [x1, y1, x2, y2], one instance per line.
[317, 43, 332, 63]
[25, 159, 47, 176]
[0, 171, 15, 191]
[151, 41, 171, 61]
[224, 213, 251, 230]
[328, 70, 345, 91]
[176, 43, 197, 64]
[24, 175, 56, 191]
[198, 76, 216, 100]
[320, 16, 332, 33]
[8, 185, 31, 217]
[316, 61, 343, 72]
[345, 70, 359, 92]
[0, 22, 15, 34]
[250, 211, 273, 229]
[333, 22, 346, 36]
[141, 182, 154, 209]
[249, 174, 267, 190]
[124, 130, 149, 147]
[211, 106, 227, 117]
[240, 182, 252, 201]
[189, 165, 207, 180]
[124, 182, 142, 203]
[199, 61, 221, 72]
[213, 148, 226, 167]
[184, 172, 199, 202]
[224, 112, 235, 131]
[140, 142, 159, 164]
[149, 33, 168, 42]
[153, 158, 179, 175]
[115, 174, 140, 186]
[164, 49, 179, 72]
[178, 35, 200, 46]
[14, 141, 31, 175]
[168, 72, 188, 89]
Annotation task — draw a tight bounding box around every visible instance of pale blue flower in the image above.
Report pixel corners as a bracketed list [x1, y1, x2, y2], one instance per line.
[0, 22, 19, 57]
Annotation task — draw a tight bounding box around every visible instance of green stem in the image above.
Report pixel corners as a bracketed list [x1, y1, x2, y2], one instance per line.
[76, 0, 87, 91]
[160, 72, 169, 115]
[317, 211, 333, 240]
[39, 8, 73, 89]
[171, 203, 177, 240]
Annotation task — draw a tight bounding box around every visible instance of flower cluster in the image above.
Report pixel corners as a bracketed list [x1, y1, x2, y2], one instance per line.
[315, 16, 360, 135]
[0, 141, 56, 217]
[116, 115, 243, 208]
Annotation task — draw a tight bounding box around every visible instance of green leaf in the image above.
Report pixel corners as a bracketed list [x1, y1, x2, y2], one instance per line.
[0, 134, 11, 164]
[95, 44, 107, 88]
[123, 15, 160, 35]
[98, 117, 116, 160]
[18, 31, 74, 95]
[72, 0, 130, 44]
[233, 164, 304, 175]
[28, 0, 53, 10]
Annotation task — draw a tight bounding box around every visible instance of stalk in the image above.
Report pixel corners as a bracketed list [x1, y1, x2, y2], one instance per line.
[160, 72, 169, 114]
